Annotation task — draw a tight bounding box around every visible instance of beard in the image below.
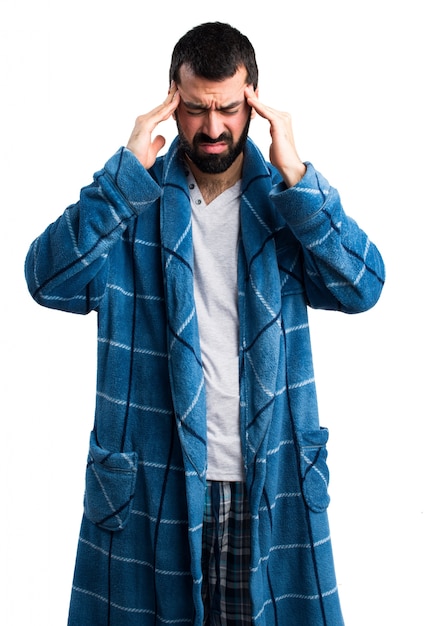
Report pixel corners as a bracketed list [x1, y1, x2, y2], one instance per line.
[176, 111, 251, 174]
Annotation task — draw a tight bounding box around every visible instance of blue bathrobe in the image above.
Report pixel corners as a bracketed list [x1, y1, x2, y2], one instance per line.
[25, 137, 385, 625]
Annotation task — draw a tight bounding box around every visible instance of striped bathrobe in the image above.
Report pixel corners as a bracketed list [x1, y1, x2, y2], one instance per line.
[25, 137, 385, 625]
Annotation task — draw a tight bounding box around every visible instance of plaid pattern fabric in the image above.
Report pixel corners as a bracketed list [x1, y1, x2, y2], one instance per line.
[25, 137, 385, 625]
[202, 482, 251, 625]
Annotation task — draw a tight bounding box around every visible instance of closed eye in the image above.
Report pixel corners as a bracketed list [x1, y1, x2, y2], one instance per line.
[186, 109, 208, 116]
[182, 99, 244, 116]
[185, 107, 240, 116]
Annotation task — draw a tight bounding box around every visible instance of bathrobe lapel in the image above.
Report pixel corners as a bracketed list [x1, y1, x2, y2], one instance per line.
[160, 139, 207, 480]
[239, 142, 285, 473]
[160, 137, 285, 481]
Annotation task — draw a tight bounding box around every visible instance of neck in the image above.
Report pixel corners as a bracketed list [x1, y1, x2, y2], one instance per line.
[186, 153, 243, 205]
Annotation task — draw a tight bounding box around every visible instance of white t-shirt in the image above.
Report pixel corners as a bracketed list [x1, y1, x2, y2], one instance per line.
[188, 173, 244, 481]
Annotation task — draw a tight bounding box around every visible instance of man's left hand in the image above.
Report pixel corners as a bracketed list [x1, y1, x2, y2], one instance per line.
[245, 87, 306, 187]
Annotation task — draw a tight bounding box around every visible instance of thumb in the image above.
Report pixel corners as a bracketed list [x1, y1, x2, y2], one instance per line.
[152, 135, 166, 156]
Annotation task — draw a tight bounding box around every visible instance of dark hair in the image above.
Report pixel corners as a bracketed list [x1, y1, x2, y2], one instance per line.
[169, 22, 258, 89]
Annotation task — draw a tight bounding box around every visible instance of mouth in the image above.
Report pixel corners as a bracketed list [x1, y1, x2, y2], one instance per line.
[198, 142, 228, 155]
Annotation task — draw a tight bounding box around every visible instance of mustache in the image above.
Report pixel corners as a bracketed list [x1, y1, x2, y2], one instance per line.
[193, 132, 232, 144]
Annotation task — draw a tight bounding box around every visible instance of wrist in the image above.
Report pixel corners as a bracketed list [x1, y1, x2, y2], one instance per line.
[279, 162, 307, 188]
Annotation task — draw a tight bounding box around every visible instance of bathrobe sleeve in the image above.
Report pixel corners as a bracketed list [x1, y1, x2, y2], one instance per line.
[270, 163, 385, 313]
[25, 148, 161, 314]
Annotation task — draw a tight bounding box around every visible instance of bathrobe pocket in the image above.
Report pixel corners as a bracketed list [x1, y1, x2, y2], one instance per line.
[84, 431, 138, 531]
[298, 427, 330, 513]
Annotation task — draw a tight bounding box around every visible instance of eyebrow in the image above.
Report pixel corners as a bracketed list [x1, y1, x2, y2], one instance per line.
[181, 99, 244, 111]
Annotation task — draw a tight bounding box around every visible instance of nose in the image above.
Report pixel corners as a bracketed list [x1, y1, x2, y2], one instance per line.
[202, 111, 224, 139]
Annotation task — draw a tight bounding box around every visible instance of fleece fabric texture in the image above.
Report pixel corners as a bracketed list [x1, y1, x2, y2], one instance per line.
[25, 137, 385, 626]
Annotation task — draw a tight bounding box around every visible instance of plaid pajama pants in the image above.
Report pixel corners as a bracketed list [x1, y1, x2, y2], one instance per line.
[202, 481, 252, 625]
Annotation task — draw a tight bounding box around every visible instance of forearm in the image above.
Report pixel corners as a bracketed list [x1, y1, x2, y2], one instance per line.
[272, 163, 385, 312]
[25, 148, 161, 313]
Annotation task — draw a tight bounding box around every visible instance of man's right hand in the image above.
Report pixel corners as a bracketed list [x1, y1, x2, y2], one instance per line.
[126, 82, 180, 169]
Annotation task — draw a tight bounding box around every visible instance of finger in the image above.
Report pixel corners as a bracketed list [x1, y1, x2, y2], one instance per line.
[161, 88, 180, 117]
[244, 85, 258, 108]
[145, 92, 180, 128]
[167, 80, 178, 96]
[244, 87, 271, 119]
[246, 96, 271, 121]
[165, 81, 179, 105]
[152, 135, 166, 154]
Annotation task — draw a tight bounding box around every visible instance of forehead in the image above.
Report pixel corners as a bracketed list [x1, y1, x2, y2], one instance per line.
[177, 64, 248, 107]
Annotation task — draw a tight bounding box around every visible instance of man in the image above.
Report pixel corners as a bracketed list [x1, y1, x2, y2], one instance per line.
[25, 22, 385, 626]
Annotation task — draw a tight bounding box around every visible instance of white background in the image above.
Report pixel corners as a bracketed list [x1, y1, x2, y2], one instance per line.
[1, 1, 426, 624]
